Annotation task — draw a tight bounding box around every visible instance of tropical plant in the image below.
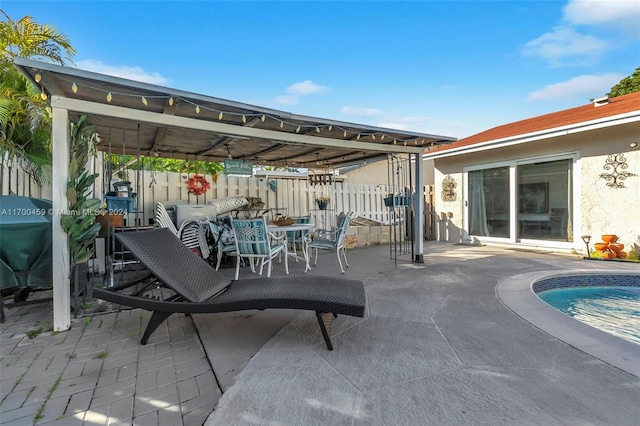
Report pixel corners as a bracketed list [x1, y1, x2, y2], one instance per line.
[0, 11, 76, 185]
[60, 115, 101, 265]
[0, 62, 52, 185]
[0, 11, 75, 64]
[105, 154, 224, 179]
[608, 67, 640, 97]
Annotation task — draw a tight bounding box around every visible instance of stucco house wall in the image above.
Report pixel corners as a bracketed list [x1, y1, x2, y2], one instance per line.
[428, 96, 640, 255]
[341, 158, 436, 186]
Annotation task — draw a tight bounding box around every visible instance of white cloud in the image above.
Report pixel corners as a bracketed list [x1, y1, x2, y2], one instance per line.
[286, 80, 329, 95]
[528, 73, 624, 101]
[275, 80, 329, 106]
[275, 95, 298, 105]
[522, 26, 608, 67]
[340, 106, 382, 117]
[377, 115, 436, 132]
[564, 0, 640, 34]
[75, 60, 169, 85]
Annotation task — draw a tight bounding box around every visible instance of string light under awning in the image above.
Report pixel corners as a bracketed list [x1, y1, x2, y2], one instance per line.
[46, 73, 451, 148]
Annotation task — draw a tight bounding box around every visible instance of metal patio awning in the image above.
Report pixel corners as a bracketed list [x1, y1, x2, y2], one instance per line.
[14, 58, 456, 168]
[12, 57, 457, 332]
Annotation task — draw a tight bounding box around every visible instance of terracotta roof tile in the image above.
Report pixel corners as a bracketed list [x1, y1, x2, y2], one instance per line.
[430, 91, 640, 153]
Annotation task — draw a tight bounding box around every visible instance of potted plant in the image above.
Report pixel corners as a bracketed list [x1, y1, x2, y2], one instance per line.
[384, 192, 413, 207]
[316, 195, 330, 210]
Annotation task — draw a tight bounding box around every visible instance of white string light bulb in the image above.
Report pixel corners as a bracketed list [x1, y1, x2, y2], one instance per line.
[35, 73, 41, 82]
[59, 80, 426, 148]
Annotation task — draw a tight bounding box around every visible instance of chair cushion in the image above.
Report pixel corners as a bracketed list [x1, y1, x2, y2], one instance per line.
[270, 243, 285, 255]
[309, 239, 335, 249]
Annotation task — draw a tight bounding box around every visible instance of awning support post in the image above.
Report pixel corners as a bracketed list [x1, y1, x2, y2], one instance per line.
[414, 153, 425, 263]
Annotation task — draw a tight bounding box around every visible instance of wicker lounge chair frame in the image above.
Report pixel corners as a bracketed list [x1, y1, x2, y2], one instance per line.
[92, 228, 365, 350]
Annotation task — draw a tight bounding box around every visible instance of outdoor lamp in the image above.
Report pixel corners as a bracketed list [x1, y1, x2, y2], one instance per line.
[581, 235, 591, 258]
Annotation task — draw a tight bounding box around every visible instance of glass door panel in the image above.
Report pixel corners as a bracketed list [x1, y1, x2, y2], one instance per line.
[517, 159, 572, 241]
[469, 167, 510, 238]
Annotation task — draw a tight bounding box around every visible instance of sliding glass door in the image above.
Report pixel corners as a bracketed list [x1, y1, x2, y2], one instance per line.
[466, 156, 574, 243]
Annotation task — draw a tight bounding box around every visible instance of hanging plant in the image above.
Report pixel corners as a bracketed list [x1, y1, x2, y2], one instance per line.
[186, 174, 211, 196]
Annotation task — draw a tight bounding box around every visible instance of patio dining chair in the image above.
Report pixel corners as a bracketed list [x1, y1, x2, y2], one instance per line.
[231, 217, 288, 280]
[208, 220, 238, 270]
[309, 212, 355, 274]
[287, 215, 312, 260]
[154, 202, 210, 259]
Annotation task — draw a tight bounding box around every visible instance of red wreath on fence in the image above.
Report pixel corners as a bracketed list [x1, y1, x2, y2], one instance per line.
[186, 174, 211, 196]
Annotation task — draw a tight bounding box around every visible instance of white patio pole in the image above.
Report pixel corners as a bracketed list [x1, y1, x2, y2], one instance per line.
[414, 153, 425, 263]
[51, 106, 71, 331]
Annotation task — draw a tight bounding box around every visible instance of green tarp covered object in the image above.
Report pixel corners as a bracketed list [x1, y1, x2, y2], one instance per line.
[0, 195, 53, 290]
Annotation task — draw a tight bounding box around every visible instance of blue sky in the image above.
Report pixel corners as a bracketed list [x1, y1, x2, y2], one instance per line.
[3, 0, 639, 139]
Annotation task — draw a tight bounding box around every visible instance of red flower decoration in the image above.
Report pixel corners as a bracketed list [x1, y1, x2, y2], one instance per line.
[186, 174, 211, 196]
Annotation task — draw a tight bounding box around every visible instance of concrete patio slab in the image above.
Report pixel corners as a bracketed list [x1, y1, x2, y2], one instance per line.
[1, 242, 638, 425]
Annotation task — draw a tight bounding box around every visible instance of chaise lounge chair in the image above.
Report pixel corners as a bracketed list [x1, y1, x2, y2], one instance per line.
[92, 228, 366, 350]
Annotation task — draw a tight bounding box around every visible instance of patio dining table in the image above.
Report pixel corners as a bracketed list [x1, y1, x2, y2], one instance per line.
[267, 222, 315, 273]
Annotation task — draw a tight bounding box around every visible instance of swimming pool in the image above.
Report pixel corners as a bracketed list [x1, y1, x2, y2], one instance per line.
[537, 286, 640, 345]
[497, 270, 640, 376]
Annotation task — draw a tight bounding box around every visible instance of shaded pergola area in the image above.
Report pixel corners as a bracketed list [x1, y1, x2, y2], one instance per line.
[13, 57, 457, 331]
[15, 58, 455, 168]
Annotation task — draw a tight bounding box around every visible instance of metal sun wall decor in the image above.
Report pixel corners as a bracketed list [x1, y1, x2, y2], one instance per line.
[441, 175, 457, 201]
[599, 153, 637, 188]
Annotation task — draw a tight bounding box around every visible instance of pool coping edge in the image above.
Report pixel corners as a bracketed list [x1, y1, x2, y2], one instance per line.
[496, 269, 640, 377]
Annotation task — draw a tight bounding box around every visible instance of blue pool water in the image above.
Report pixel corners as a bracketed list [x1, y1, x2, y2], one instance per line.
[539, 286, 640, 345]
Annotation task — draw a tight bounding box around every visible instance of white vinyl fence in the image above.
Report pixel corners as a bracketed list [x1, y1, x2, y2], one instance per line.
[0, 158, 53, 200]
[2, 159, 399, 226]
[117, 170, 395, 227]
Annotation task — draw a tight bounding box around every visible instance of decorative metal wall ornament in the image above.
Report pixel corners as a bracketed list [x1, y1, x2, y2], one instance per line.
[441, 175, 457, 201]
[599, 153, 637, 188]
[309, 173, 333, 186]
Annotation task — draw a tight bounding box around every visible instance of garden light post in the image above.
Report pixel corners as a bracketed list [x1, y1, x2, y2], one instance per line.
[581, 235, 591, 258]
